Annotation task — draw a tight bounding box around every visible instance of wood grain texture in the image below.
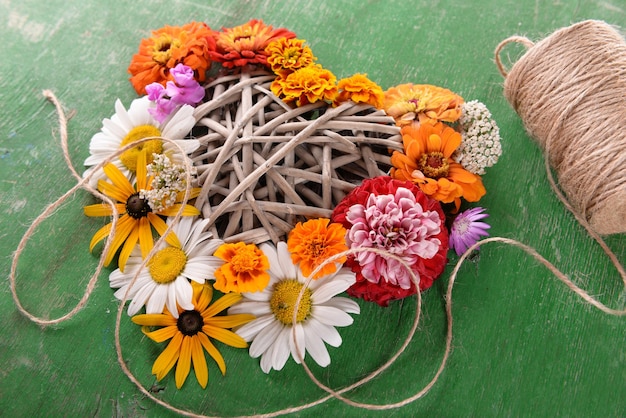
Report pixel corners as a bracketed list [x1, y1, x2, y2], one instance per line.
[1, 0, 625, 416]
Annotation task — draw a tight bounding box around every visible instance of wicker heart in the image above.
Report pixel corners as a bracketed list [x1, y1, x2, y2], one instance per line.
[190, 71, 402, 244]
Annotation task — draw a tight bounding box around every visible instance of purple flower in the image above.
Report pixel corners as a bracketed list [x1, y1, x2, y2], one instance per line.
[166, 63, 205, 105]
[449, 207, 490, 256]
[145, 64, 205, 123]
[345, 187, 442, 289]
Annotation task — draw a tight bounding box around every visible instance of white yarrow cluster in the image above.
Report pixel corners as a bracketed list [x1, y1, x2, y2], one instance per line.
[140, 153, 197, 212]
[453, 100, 502, 175]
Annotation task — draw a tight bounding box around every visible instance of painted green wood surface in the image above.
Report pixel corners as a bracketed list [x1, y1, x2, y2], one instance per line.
[1, 0, 625, 416]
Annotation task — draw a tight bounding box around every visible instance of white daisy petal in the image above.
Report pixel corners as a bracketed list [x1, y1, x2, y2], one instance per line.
[312, 305, 355, 327]
[323, 296, 361, 315]
[233, 314, 274, 341]
[162, 104, 196, 138]
[289, 323, 306, 364]
[249, 320, 283, 358]
[304, 325, 331, 367]
[145, 284, 168, 314]
[307, 317, 342, 347]
[175, 278, 193, 309]
[271, 327, 292, 371]
[311, 272, 356, 304]
[127, 281, 156, 316]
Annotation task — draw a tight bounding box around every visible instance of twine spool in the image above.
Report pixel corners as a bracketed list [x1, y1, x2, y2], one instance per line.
[495, 20, 626, 235]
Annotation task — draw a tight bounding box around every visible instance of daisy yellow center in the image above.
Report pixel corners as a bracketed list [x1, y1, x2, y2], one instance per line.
[148, 247, 187, 284]
[152, 34, 183, 65]
[177, 310, 204, 336]
[270, 279, 312, 325]
[119, 125, 163, 172]
[419, 151, 449, 179]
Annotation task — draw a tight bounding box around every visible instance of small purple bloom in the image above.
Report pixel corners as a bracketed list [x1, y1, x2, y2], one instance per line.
[169, 63, 197, 87]
[449, 207, 490, 256]
[145, 64, 205, 123]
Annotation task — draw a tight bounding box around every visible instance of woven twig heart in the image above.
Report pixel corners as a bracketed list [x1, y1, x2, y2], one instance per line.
[191, 71, 402, 243]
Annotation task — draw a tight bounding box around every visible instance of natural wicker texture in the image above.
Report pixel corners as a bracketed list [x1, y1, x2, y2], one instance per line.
[190, 71, 402, 244]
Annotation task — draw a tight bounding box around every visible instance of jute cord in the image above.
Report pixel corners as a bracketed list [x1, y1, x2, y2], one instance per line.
[8, 85, 626, 416]
[495, 20, 626, 236]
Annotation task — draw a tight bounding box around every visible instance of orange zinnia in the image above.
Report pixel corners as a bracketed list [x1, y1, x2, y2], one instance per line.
[210, 19, 295, 68]
[266, 37, 316, 78]
[383, 83, 464, 127]
[287, 218, 348, 279]
[334, 73, 385, 108]
[213, 242, 271, 293]
[128, 22, 215, 95]
[390, 122, 485, 209]
[271, 65, 338, 106]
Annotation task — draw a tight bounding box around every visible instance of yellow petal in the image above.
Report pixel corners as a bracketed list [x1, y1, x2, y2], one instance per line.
[89, 223, 112, 252]
[175, 335, 192, 389]
[175, 187, 202, 202]
[102, 163, 135, 197]
[84, 203, 120, 217]
[137, 216, 154, 260]
[144, 325, 178, 343]
[148, 213, 181, 248]
[202, 293, 243, 319]
[136, 149, 148, 190]
[190, 336, 208, 388]
[207, 314, 255, 329]
[132, 313, 177, 327]
[98, 180, 131, 203]
[104, 215, 137, 267]
[152, 332, 183, 381]
[202, 325, 248, 348]
[194, 282, 214, 312]
[197, 332, 226, 375]
[118, 227, 139, 273]
[158, 204, 201, 217]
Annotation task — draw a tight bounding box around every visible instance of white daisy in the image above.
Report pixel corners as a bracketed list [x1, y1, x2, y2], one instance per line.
[228, 241, 360, 373]
[83, 96, 199, 187]
[110, 216, 223, 317]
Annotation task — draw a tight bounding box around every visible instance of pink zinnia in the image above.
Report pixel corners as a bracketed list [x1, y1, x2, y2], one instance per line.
[449, 207, 490, 256]
[345, 187, 442, 289]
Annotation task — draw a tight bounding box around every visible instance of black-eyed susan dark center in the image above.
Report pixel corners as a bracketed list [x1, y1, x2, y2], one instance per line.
[177, 310, 204, 336]
[119, 125, 163, 172]
[126, 193, 152, 219]
[270, 279, 312, 325]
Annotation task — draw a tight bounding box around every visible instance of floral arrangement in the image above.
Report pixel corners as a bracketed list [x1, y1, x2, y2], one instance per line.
[82, 19, 501, 389]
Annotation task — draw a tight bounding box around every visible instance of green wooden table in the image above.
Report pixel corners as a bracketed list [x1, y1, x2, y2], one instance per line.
[2, 1, 625, 416]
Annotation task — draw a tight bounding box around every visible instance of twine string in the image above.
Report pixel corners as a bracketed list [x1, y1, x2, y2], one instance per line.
[494, 36, 535, 78]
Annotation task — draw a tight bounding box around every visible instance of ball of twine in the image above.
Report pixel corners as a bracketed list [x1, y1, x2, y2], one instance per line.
[495, 20, 626, 235]
[189, 71, 402, 244]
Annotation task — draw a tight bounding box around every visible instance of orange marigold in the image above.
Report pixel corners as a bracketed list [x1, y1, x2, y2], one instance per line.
[271, 65, 338, 106]
[266, 38, 316, 77]
[390, 122, 485, 209]
[210, 19, 295, 68]
[334, 73, 384, 108]
[128, 22, 215, 95]
[287, 218, 348, 279]
[213, 242, 270, 293]
[383, 83, 464, 127]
